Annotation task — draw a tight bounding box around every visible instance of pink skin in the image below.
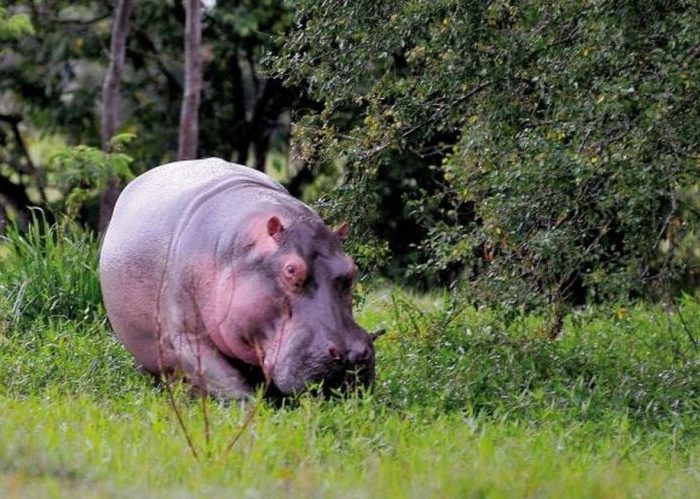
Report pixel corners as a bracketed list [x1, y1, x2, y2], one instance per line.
[201, 222, 304, 369]
[205, 270, 280, 365]
[100, 158, 374, 400]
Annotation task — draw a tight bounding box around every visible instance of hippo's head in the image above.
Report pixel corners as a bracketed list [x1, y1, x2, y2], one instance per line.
[220, 211, 375, 396]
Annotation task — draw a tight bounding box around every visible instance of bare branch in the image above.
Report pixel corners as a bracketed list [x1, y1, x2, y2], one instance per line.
[672, 299, 698, 351]
[154, 235, 200, 460]
[223, 344, 267, 457]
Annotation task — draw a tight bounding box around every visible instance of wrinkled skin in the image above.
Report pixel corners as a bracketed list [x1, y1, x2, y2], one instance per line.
[100, 158, 374, 399]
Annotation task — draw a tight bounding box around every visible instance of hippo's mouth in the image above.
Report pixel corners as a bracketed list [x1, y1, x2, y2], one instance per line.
[265, 363, 374, 399]
[311, 363, 375, 397]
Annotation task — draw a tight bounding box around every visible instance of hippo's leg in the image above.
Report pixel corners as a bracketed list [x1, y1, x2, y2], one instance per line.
[168, 333, 253, 400]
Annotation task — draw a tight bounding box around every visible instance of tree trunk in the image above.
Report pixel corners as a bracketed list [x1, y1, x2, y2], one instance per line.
[99, 0, 133, 233]
[0, 114, 48, 206]
[0, 172, 32, 228]
[177, 0, 203, 161]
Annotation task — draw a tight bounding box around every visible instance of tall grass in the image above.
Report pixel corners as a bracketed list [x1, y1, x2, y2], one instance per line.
[371, 292, 700, 425]
[0, 213, 103, 328]
[0, 216, 144, 397]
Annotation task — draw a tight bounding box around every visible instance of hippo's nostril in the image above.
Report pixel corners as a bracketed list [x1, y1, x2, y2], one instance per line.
[347, 344, 372, 364]
[360, 345, 372, 362]
[329, 346, 343, 361]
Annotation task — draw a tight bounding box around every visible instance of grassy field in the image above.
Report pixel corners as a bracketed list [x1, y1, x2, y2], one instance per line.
[1, 222, 700, 497]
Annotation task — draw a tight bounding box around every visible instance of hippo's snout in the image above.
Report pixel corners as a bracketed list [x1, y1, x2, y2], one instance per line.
[320, 332, 375, 394]
[327, 325, 375, 369]
[328, 338, 373, 366]
[269, 323, 375, 396]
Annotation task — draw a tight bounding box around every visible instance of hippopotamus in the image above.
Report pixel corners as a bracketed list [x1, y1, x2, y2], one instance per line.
[99, 158, 375, 399]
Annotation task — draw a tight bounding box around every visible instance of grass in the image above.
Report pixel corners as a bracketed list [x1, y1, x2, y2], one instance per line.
[2, 395, 699, 497]
[1, 221, 700, 497]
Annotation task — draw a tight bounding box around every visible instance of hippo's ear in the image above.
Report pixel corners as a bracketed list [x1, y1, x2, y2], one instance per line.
[267, 216, 284, 241]
[335, 222, 350, 242]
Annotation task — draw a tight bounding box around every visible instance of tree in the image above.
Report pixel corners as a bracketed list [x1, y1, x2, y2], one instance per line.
[0, 6, 33, 41]
[177, 0, 203, 161]
[0, 1, 297, 227]
[0, 7, 36, 228]
[270, 0, 700, 308]
[100, 0, 133, 232]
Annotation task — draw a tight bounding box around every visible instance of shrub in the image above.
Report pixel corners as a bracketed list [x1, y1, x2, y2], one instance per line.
[269, 0, 700, 308]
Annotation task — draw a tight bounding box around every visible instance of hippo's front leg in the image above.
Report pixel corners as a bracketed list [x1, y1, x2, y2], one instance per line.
[168, 332, 253, 400]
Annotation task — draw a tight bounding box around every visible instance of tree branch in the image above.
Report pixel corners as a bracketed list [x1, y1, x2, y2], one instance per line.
[100, 0, 133, 149]
[361, 80, 493, 160]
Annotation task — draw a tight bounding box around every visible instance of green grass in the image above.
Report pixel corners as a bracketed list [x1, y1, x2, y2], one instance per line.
[2, 395, 700, 498]
[1, 222, 700, 497]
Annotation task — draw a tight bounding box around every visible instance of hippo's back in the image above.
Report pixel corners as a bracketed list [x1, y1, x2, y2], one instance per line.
[99, 158, 285, 372]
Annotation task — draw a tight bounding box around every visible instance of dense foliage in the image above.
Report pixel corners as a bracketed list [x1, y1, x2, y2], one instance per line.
[0, 6, 33, 40]
[270, 0, 700, 308]
[1, 1, 698, 309]
[0, 1, 299, 225]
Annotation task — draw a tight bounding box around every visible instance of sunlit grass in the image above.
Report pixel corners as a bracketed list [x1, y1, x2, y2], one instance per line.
[1, 393, 700, 497]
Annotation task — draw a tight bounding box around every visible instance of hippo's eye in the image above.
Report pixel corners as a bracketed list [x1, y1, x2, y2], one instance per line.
[282, 260, 307, 292]
[338, 276, 353, 294]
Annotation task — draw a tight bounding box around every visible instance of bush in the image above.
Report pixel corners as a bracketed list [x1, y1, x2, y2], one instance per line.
[270, 0, 700, 307]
